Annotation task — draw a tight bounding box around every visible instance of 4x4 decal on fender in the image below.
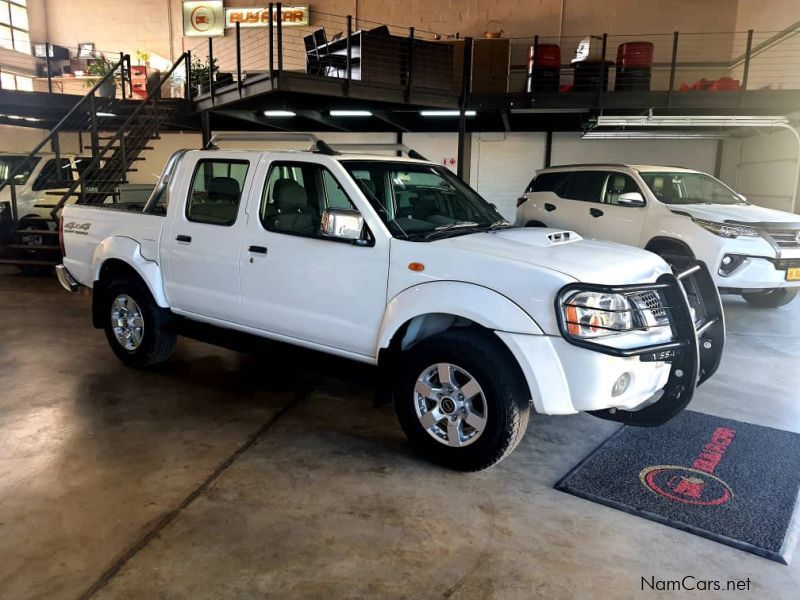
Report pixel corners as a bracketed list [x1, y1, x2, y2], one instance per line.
[63, 221, 91, 235]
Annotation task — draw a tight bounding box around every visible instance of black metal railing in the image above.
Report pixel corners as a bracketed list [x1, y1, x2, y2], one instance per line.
[178, 3, 800, 110]
[0, 55, 129, 224]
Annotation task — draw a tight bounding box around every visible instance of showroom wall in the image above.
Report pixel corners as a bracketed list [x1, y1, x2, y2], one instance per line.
[28, 0, 789, 64]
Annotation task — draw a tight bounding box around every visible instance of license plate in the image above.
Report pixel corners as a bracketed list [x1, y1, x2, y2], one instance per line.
[787, 267, 800, 281]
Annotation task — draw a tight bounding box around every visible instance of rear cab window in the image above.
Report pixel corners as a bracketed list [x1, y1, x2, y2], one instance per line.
[186, 159, 249, 226]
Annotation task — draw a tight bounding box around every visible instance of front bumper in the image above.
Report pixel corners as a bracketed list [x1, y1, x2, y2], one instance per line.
[498, 261, 725, 426]
[713, 254, 800, 291]
[56, 264, 79, 292]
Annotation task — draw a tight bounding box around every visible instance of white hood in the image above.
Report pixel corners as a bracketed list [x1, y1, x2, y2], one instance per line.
[669, 203, 800, 226]
[438, 228, 670, 284]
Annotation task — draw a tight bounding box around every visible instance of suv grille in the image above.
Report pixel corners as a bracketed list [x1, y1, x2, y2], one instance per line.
[767, 229, 800, 249]
[771, 258, 800, 270]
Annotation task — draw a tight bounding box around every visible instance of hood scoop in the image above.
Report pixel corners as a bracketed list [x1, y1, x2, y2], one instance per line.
[546, 230, 582, 245]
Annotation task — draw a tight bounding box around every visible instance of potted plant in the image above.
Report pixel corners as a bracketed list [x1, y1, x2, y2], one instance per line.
[86, 56, 119, 98]
[190, 55, 219, 95]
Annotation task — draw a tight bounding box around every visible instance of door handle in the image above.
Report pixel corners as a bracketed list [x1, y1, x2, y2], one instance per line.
[176, 234, 192, 243]
[248, 245, 268, 255]
[590, 208, 604, 218]
[544, 203, 556, 212]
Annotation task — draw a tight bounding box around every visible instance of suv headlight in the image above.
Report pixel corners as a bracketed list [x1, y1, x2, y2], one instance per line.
[693, 218, 759, 239]
[558, 288, 674, 350]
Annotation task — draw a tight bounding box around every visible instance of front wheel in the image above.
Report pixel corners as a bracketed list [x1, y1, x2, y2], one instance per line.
[103, 278, 177, 367]
[741, 288, 797, 308]
[394, 329, 531, 471]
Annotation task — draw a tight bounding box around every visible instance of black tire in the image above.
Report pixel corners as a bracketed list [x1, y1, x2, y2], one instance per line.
[525, 220, 547, 227]
[394, 328, 531, 471]
[741, 288, 797, 308]
[103, 277, 177, 367]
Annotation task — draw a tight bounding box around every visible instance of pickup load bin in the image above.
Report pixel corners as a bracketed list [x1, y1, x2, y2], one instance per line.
[614, 41, 654, 91]
[527, 44, 561, 93]
[572, 60, 612, 91]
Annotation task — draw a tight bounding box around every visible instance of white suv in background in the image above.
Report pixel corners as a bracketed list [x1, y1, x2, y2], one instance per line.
[516, 164, 800, 308]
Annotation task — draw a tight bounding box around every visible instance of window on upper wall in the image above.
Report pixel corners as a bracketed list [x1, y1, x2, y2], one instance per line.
[0, 0, 30, 54]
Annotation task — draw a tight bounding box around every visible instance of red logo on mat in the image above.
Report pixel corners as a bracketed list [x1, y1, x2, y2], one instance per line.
[639, 426, 736, 506]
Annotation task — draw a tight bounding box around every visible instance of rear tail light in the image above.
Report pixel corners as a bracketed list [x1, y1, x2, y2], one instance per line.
[58, 217, 65, 256]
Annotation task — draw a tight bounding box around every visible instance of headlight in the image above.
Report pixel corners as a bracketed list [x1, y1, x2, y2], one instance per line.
[559, 288, 674, 350]
[693, 218, 759, 239]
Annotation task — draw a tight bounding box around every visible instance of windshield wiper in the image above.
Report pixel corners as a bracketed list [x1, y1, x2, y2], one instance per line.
[422, 221, 481, 240]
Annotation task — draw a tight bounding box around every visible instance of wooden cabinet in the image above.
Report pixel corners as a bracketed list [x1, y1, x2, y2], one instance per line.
[471, 39, 510, 94]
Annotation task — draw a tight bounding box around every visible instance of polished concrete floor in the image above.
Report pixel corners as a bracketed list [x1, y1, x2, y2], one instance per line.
[1, 265, 799, 599]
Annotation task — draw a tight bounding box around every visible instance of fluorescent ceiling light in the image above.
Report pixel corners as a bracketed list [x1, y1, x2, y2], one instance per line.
[595, 115, 789, 128]
[511, 108, 588, 114]
[329, 110, 373, 117]
[96, 112, 116, 117]
[420, 110, 476, 117]
[0, 114, 42, 122]
[582, 131, 729, 140]
[263, 110, 296, 117]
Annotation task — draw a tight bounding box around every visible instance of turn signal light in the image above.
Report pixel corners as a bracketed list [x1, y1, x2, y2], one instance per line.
[408, 262, 425, 272]
[565, 304, 580, 335]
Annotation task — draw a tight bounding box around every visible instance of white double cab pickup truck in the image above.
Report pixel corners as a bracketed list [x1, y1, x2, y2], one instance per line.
[516, 164, 800, 308]
[57, 134, 725, 471]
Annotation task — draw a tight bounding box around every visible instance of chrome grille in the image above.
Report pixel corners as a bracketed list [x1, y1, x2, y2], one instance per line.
[628, 289, 669, 327]
[767, 229, 800, 249]
[638, 290, 667, 319]
[772, 258, 800, 270]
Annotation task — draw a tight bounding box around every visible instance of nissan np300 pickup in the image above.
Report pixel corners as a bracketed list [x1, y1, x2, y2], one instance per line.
[56, 135, 725, 471]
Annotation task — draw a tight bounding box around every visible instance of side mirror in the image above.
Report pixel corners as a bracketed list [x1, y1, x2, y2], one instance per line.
[321, 208, 364, 241]
[617, 192, 645, 207]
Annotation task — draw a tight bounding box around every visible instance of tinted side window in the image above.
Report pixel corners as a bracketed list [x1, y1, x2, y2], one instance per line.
[186, 159, 249, 226]
[261, 162, 357, 238]
[529, 172, 568, 193]
[32, 158, 73, 191]
[603, 172, 641, 205]
[561, 171, 606, 202]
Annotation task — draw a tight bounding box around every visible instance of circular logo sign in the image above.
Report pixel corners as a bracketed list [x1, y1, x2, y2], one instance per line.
[639, 465, 733, 506]
[190, 5, 217, 33]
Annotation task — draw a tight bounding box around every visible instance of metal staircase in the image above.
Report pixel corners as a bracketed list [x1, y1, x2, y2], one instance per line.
[0, 53, 189, 271]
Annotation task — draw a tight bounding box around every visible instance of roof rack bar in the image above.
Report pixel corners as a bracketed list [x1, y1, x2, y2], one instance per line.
[204, 132, 339, 155]
[329, 143, 428, 161]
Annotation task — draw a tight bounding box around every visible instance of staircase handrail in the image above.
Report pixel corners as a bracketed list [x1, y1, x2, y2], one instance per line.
[50, 53, 189, 219]
[0, 55, 129, 196]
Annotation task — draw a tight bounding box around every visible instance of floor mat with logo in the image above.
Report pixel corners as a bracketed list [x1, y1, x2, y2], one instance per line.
[555, 411, 800, 563]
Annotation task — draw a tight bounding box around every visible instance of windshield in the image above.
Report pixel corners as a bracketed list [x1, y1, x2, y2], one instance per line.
[341, 160, 507, 240]
[0, 155, 40, 186]
[640, 171, 744, 206]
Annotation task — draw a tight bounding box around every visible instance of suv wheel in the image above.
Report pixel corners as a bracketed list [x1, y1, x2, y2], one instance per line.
[395, 329, 530, 471]
[103, 278, 177, 367]
[742, 288, 797, 308]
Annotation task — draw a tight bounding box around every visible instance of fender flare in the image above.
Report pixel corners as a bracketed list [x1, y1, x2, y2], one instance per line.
[645, 235, 696, 259]
[91, 236, 169, 308]
[377, 281, 543, 351]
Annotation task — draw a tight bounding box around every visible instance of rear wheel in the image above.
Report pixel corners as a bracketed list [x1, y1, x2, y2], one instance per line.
[525, 220, 546, 227]
[103, 278, 176, 367]
[394, 329, 530, 471]
[742, 288, 797, 308]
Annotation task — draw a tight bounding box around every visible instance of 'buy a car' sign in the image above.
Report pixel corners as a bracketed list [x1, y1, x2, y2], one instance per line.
[225, 6, 310, 28]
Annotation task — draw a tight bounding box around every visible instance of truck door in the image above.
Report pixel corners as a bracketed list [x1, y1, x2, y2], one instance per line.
[585, 171, 648, 246]
[161, 154, 254, 323]
[239, 158, 390, 358]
